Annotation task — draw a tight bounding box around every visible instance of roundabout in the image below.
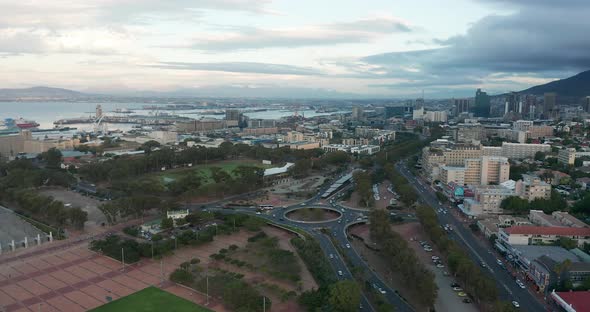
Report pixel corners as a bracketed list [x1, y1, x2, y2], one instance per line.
[284, 206, 342, 223]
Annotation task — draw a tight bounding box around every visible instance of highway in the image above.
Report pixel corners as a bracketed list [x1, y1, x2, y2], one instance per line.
[194, 173, 415, 312]
[395, 161, 546, 312]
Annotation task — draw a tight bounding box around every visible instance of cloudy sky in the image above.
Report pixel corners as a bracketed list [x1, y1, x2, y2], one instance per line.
[0, 0, 588, 98]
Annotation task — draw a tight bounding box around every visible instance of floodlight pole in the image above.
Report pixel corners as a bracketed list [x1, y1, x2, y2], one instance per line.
[121, 248, 125, 270]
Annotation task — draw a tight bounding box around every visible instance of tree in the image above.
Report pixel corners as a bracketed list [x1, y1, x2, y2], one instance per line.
[500, 196, 530, 214]
[161, 217, 174, 230]
[328, 281, 361, 312]
[534, 151, 546, 161]
[40, 148, 62, 169]
[557, 237, 578, 250]
[68, 207, 88, 229]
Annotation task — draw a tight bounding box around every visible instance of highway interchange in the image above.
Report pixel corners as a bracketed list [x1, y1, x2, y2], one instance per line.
[197, 161, 546, 312]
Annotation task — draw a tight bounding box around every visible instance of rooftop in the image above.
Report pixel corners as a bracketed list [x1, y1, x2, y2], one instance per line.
[551, 291, 590, 312]
[263, 162, 294, 177]
[504, 226, 590, 236]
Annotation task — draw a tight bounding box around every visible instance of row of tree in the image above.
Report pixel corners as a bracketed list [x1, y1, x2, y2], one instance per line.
[2, 189, 87, 229]
[500, 190, 567, 214]
[416, 205, 499, 305]
[353, 171, 374, 208]
[370, 209, 438, 308]
[383, 163, 418, 206]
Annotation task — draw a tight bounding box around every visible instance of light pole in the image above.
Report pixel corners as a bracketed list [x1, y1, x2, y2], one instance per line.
[121, 248, 125, 271]
[151, 242, 154, 259]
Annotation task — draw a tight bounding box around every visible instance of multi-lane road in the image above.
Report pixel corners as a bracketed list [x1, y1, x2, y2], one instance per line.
[199, 177, 414, 312]
[395, 162, 546, 312]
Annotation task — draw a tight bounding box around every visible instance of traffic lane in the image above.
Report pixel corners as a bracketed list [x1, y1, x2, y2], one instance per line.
[397, 164, 544, 312]
[312, 232, 375, 312]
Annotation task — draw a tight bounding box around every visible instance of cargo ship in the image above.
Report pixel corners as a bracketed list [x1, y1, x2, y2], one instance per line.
[15, 118, 40, 129]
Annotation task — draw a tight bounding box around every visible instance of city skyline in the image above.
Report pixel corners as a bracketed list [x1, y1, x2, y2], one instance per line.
[1, 0, 589, 98]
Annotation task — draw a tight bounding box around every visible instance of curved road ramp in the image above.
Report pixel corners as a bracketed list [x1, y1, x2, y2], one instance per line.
[0, 206, 47, 254]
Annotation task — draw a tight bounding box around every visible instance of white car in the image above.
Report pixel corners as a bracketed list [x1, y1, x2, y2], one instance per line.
[512, 301, 520, 308]
[516, 280, 526, 289]
[329, 254, 334, 259]
[338, 270, 343, 276]
[346, 244, 351, 249]
[431, 256, 440, 260]
[436, 264, 445, 268]
[378, 288, 386, 294]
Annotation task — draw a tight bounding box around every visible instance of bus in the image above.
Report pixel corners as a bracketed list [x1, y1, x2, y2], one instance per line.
[258, 204, 274, 210]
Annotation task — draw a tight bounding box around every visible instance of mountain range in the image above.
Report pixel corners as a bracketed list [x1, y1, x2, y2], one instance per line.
[0, 86, 84, 99]
[517, 69, 590, 97]
[1, 70, 589, 100]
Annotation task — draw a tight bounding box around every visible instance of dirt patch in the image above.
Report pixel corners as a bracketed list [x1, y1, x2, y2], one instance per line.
[286, 208, 340, 222]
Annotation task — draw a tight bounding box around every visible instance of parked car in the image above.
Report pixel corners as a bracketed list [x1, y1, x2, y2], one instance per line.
[338, 270, 343, 276]
[462, 298, 472, 303]
[453, 287, 463, 292]
[457, 292, 467, 297]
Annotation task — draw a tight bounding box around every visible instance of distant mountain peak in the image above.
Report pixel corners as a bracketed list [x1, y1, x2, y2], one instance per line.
[0, 86, 84, 99]
[518, 69, 590, 97]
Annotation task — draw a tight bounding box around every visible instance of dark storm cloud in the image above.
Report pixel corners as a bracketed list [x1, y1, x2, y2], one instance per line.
[361, 1, 590, 89]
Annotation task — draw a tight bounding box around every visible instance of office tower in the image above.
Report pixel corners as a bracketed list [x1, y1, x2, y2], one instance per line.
[583, 96, 590, 113]
[454, 98, 470, 115]
[474, 89, 491, 117]
[225, 109, 242, 127]
[505, 92, 519, 114]
[352, 106, 364, 121]
[544, 93, 557, 118]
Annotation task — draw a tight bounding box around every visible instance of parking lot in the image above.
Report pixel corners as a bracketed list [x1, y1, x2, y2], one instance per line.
[39, 188, 107, 227]
[0, 207, 47, 251]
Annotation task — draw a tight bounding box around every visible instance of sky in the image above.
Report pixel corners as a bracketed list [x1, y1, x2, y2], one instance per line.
[0, 0, 589, 98]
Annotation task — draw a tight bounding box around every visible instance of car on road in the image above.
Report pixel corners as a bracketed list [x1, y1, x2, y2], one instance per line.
[431, 256, 440, 260]
[452, 287, 463, 291]
[436, 264, 445, 268]
[378, 288, 386, 294]
[512, 301, 520, 308]
[329, 254, 334, 259]
[346, 244, 351, 249]
[496, 259, 503, 266]
[256, 211, 261, 215]
[480, 261, 487, 268]
[516, 280, 526, 289]
[338, 270, 343, 276]
[462, 298, 472, 303]
[451, 282, 460, 288]
[457, 292, 467, 297]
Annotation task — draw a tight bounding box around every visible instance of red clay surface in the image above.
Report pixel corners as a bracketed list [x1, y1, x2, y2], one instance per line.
[0, 225, 310, 312]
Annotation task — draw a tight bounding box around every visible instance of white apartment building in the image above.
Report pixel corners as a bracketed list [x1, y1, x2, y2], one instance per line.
[463, 185, 515, 215]
[425, 110, 448, 123]
[501, 142, 551, 159]
[441, 166, 465, 185]
[515, 174, 551, 201]
[558, 148, 576, 165]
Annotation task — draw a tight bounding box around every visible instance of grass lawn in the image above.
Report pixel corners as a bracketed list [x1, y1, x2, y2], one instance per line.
[89, 286, 213, 312]
[156, 161, 271, 185]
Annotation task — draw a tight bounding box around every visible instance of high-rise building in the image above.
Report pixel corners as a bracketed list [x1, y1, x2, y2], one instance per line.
[522, 95, 537, 118]
[544, 93, 557, 118]
[558, 148, 576, 165]
[505, 92, 520, 114]
[583, 96, 590, 113]
[352, 106, 364, 121]
[454, 98, 470, 115]
[225, 109, 242, 127]
[474, 89, 491, 117]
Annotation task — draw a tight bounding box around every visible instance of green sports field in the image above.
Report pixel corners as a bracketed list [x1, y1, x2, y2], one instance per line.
[89, 286, 213, 312]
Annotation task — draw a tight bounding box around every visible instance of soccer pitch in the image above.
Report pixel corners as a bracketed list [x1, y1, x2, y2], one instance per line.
[89, 287, 213, 312]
